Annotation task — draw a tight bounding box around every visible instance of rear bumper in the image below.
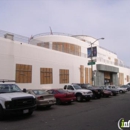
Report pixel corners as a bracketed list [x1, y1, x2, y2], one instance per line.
[37, 99, 56, 106]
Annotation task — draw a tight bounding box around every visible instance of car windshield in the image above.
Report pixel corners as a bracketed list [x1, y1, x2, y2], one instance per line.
[0, 84, 22, 93]
[73, 85, 81, 89]
[57, 89, 66, 93]
[33, 90, 49, 95]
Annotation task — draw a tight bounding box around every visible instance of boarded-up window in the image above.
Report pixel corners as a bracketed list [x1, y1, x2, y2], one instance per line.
[40, 68, 53, 84]
[85, 67, 89, 83]
[37, 42, 49, 48]
[127, 75, 129, 82]
[16, 64, 32, 83]
[59, 69, 69, 83]
[52, 42, 81, 56]
[104, 72, 110, 79]
[80, 65, 84, 83]
[119, 73, 124, 85]
[89, 68, 92, 85]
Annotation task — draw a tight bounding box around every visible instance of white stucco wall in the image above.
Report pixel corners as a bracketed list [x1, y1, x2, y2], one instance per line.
[0, 37, 90, 89]
[0, 33, 130, 90]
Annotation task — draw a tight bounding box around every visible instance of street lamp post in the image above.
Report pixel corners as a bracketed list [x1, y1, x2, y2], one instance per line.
[89, 38, 104, 85]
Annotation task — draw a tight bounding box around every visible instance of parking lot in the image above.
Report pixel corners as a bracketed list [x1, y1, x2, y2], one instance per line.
[0, 92, 130, 130]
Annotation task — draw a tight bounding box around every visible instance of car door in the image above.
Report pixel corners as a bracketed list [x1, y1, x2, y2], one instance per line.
[66, 85, 74, 93]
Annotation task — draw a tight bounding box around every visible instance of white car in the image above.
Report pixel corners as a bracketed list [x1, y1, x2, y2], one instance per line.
[106, 85, 127, 93]
[64, 84, 93, 101]
[0, 80, 36, 120]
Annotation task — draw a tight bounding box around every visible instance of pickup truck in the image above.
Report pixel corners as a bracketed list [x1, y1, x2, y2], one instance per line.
[72, 83, 102, 99]
[64, 84, 93, 102]
[0, 80, 36, 120]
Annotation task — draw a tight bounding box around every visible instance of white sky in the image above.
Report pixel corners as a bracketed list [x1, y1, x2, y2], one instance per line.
[0, 0, 130, 65]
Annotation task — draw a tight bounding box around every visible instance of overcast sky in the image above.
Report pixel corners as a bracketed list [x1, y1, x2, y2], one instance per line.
[0, 0, 130, 66]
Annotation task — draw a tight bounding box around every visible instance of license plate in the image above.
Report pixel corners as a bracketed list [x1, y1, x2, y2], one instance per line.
[49, 101, 53, 104]
[23, 109, 29, 114]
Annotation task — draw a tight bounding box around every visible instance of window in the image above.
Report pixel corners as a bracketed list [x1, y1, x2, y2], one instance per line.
[59, 69, 69, 83]
[67, 85, 74, 90]
[40, 68, 53, 84]
[52, 42, 81, 56]
[16, 64, 32, 83]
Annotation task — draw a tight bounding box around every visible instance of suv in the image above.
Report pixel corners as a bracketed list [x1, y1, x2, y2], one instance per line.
[106, 85, 127, 93]
[64, 84, 93, 102]
[0, 80, 36, 120]
[73, 83, 101, 99]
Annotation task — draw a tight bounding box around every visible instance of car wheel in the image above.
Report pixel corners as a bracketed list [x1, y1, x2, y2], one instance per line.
[46, 105, 51, 108]
[119, 90, 123, 94]
[86, 98, 90, 102]
[76, 94, 82, 102]
[0, 105, 4, 120]
[68, 101, 72, 104]
[56, 99, 61, 105]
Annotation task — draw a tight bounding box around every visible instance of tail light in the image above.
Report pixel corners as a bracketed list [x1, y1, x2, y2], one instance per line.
[37, 96, 44, 100]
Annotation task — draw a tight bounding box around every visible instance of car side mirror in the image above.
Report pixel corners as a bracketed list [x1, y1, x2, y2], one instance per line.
[23, 88, 27, 93]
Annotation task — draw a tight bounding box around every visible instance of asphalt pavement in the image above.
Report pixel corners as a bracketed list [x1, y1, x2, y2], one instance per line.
[0, 92, 130, 130]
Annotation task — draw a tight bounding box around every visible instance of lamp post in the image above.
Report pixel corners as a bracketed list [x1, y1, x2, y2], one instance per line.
[89, 38, 104, 85]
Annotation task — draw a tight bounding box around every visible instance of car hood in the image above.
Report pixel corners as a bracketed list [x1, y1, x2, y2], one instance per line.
[0, 92, 35, 101]
[75, 89, 92, 92]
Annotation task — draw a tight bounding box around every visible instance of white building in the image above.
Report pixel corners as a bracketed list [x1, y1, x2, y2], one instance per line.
[0, 30, 129, 89]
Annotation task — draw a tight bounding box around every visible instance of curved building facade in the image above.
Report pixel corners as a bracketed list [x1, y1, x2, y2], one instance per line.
[0, 31, 129, 89]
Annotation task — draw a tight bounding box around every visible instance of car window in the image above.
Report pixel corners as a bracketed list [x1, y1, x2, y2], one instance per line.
[57, 89, 67, 93]
[67, 85, 74, 90]
[32, 90, 49, 95]
[0, 84, 22, 93]
[73, 85, 81, 89]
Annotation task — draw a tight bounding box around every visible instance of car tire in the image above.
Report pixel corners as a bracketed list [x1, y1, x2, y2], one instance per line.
[0, 105, 4, 120]
[68, 101, 72, 104]
[76, 94, 83, 102]
[56, 99, 61, 105]
[85, 98, 90, 102]
[119, 90, 123, 94]
[46, 105, 51, 108]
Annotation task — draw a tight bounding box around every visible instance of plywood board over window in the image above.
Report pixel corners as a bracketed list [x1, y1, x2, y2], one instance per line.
[40, 68, 53, 84]
[119, 73, 124, 85]
[80, 65, 84, 83]
[89, 68, 92, 85]
[16, 64, 32, 83]
[59, 69, 69, 83]
[85, 67, 89, 84]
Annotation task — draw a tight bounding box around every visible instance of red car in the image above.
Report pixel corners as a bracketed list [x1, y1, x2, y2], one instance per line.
[47, 89, 76, 105]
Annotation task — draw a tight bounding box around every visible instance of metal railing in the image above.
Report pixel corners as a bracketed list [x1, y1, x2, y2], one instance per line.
[0, 29, 129, 68]
[0, 29, 29, 43]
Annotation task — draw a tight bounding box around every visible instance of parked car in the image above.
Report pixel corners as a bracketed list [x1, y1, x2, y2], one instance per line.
[0, 80, 36, 120]
[64, 84, 93, 102]
[100, 86, 119, 96]
[97, 87, 112, 97]
[26, 89, 56, 108]
[106, 85, 127, 94]
[47, 89, 76, 105]
[120, 85, 130, 91]
[72, 83, 101, 99]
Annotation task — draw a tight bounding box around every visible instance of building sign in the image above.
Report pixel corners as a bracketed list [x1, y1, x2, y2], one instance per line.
[87, 46, 97, 58]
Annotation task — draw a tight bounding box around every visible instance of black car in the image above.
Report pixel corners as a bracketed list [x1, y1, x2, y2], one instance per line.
[100, 86, 119, 96]
[120, 85, 130, 91]
[72, 83, 101, 99]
